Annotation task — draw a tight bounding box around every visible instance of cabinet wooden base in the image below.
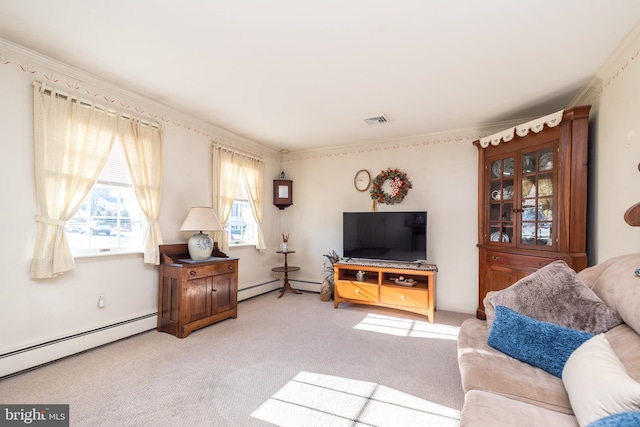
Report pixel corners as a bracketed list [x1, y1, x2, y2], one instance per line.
[159, 309, 238, 339]
[158, 244, 239, 338]
[333, 262, 437, 323]
[476, 247, 587, 319]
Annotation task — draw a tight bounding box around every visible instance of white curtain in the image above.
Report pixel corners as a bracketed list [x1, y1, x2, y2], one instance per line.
[30, 82, 117, 278]
[241, 156, 266, 251]
[213, 148, 242, 254]
[212, 145, 266, 253]
[118, 117, 164, 264]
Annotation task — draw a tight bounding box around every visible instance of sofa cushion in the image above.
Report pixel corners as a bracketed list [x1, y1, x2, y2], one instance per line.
[483, 291, 497, 328]
[457, 318, 574, 414]
[489, 260, 623, 334]
[604, 324, 640, 383]
[562, 334, 640, 427]
[578, 253, 640, 335]
[460, 390, 579, 427]
[488, 306, 593, 378]
[585, 412, 640, 427]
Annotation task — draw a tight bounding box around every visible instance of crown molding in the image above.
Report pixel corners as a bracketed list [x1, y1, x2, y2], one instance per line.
[290, 21, 640, 162]
[0, 38, 543, 164]
[5, 29, 621, 165]
[0, 38, 278, 161]
[282, 117, 530, 162]
[570, 20, 640, 107]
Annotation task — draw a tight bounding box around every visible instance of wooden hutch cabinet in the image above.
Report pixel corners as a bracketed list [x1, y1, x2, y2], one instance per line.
[158, 244, 238, 338]
[474, 106, 590, 319]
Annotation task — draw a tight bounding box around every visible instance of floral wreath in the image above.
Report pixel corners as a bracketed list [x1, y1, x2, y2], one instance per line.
[370, 168, 412, 205]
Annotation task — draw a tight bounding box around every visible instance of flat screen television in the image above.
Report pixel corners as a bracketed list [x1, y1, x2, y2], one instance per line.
[343, 211, 427, 262]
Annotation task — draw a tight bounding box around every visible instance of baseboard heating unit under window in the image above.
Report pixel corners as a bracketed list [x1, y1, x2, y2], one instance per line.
[0, 313, 157, 378]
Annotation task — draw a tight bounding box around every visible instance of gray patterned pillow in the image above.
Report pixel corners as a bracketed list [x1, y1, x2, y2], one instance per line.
[489, 260, 623, 334]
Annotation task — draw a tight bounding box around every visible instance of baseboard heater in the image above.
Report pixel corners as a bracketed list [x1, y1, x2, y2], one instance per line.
[0, 313, 157, 378]
[238, 279, 321, 298]
[284, 279, 322, 293]
[238, 279, 281, 300]
[1, 281, 322, 378]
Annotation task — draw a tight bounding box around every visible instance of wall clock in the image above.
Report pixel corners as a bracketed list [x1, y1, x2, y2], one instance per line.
[273, 179, 293, 209]
[354, 169, 371, 192]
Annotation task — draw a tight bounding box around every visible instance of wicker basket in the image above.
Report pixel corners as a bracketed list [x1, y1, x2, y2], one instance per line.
[320, 278, 333, 301]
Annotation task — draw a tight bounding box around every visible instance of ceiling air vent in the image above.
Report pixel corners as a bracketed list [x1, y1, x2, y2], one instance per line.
[364, 115, 388, 125]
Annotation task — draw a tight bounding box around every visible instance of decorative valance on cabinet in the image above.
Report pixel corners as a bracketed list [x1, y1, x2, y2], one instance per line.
[478, 109, 565, 148]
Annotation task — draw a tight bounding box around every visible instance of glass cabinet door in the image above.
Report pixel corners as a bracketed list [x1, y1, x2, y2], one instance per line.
[520, 147, 555, 248]
[488, 156, 515, 244]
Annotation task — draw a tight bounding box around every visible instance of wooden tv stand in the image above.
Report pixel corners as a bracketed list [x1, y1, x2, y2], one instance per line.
[333, 260, 437, 323]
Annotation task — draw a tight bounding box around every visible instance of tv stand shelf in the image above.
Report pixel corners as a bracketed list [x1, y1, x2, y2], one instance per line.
[333, 261, 437, 323]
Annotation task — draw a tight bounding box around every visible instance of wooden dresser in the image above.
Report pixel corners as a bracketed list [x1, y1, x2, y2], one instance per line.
[474, 106, 590, 319]
[158, 244, 238, 338]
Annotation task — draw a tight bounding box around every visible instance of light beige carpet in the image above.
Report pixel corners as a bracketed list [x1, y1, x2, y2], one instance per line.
[0, 290, 472, 426]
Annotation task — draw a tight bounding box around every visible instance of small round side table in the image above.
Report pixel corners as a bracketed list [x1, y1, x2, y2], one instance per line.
[272, 250, 302, 298]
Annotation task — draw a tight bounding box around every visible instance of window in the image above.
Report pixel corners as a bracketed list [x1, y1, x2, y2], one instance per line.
[225, 174, 258, 245]
[66, 140, 144, 254]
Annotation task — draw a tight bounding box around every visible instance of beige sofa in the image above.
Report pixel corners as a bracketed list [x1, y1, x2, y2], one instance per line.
[457, 253, 640, 427]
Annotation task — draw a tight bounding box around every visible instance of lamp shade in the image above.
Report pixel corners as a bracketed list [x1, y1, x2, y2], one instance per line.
[180, 207, 223, 260]
[180, 207, 223, 232]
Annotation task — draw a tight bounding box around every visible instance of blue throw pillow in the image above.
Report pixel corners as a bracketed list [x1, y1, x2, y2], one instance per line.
[586, 412, 640, 427]
[488, 305, 594, 377]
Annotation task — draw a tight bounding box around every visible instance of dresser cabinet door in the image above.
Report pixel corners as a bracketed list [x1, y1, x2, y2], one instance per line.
[211, 272, 236, 315]
[186, 277, 212, 323]
[484, 265, 518, 294]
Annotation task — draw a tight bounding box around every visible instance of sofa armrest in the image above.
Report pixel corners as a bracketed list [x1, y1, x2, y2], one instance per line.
[484, 291, 498, 328]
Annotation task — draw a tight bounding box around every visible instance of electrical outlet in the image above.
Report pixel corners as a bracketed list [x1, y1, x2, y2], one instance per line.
[98, 295, 105, 309]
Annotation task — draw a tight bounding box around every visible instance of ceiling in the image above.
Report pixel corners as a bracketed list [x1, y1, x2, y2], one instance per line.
[1, 1, 640, 152]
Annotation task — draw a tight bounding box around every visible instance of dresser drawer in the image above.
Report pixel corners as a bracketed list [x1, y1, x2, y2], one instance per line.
[335, 281, 379, 303]
[380, 286, 428, 310]
[484, 251, 555, 271]
[184, 261, 236, 280]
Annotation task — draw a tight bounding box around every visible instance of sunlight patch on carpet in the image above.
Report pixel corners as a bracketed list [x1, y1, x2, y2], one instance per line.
[251, 371, 460, 426]
[353, 313, 460, 340]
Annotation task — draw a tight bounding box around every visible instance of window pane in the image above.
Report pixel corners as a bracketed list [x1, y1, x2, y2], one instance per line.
[225, 175, 257, 245]
[66, 141, 144, 254]
[67, 185, 144, 253]
[227, 200, 257, 244]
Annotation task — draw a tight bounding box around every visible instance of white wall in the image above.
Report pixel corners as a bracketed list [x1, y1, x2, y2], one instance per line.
[575, 25, 640, 263]
[280, 137, 480, 314]
[0, 43, 282, 376]
[4, 20, 640, 376]
[158, 125, 283, 296]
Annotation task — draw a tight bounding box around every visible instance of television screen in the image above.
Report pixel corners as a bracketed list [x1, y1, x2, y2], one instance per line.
[343, 211, 427, 262]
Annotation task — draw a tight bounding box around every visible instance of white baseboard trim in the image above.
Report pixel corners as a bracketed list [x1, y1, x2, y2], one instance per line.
[238, 280, 321, 300]
[1, 281, 322, 378]
[288, 280, 321, 293]
[238, 280, 282, 301]
[0, 314, 156, 378]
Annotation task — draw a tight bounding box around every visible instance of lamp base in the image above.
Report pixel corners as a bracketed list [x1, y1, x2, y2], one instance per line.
[187, 232, 213, 260]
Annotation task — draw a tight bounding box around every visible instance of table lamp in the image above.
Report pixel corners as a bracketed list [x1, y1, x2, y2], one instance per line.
[180, 207, 224, 260]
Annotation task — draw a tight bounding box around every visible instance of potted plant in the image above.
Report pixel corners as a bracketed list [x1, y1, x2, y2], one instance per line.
[320, 250, 339, 301]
